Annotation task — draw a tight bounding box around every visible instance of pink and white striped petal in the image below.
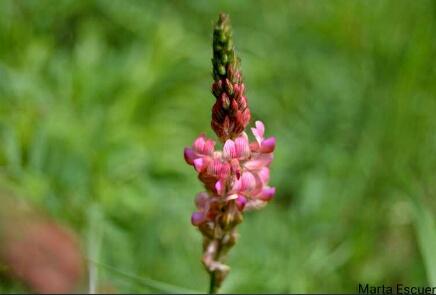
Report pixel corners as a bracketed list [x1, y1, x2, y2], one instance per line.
[203, 139, 215, 156]
[251, 121, 265, 145]
[223, 139, 237, 159]
[241, 172, 254, 190]
[229, 172, 251, 193]
[235, 137, 251, 159]
[193, 134, 206, 152]
[207, 158, 231, 178]
[193, 134, 215, 156]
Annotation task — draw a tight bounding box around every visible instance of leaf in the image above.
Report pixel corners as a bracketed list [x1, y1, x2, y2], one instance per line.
[88, 259, 202, 294]
[410, 197, 436, 286]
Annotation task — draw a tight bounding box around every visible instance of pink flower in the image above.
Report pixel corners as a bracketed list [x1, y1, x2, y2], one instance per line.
[185, 120, 276, 224]
[184, 133, 216, 172]
[250, 121, 276, 153]
[244, 121, 275, 170]
[223, 135, 251, 179]
[223, 137, 250, 161]
[191, 192, 220, 226]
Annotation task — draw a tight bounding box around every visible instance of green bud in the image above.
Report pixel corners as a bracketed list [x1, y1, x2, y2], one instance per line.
[218, 64, 226, 76]
[221, 54, 228, 64]
[211, 13, 241, 84]
[226, 39, 233, 51]
[219, 32, 227, 43]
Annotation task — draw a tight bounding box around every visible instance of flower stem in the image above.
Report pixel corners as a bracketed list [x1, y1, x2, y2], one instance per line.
[209, 271, 219, 294]
[208, 239, 222, 294]
[204, 237, 230, 294]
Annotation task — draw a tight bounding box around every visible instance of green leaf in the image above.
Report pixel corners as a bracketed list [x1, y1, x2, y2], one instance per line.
[410, 198, 436, 286]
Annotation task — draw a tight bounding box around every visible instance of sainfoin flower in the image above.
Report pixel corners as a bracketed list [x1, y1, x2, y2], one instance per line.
[184, 122, 275, 220]
[184, 13, 276, 294]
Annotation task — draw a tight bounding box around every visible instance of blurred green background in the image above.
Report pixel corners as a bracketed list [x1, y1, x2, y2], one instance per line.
[1, 0, 436, 293]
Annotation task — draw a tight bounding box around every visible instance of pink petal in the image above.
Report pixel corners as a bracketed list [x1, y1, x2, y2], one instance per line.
[229, 172, 255, 193]
[248, 172, 264, 197]
[251, 121, 265, 144]
[184, 148, 196, 165]
[225, 193, 239, 201]
[207, 158, 230, 178]
[191, 212, 206, 226]
[256, 187, 275, 201]
[240, 132, 249, 141]
[192, 134, 215, 156]
[235, 195, 247, 211]
[193, 134, 206, 153]
[257, 167, 270, 185]
[223, 139, 236, 159]
[255, 121, 265, 136]
[230, 158, 241, 180]
[235, 137, 250, 159]
[260, 137, 275, 153]
[215, 178, 226, 195]
[243, 153, 273, 170]
[251, 128, 262, 145]
[240, 172, 256, 191]
[204, 139, 215, 156]
[193, 157, 210, 172]
[195, 192, 209, 210]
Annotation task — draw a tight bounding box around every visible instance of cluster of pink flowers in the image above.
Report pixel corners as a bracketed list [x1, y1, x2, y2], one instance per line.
[184, 120, 275, 228]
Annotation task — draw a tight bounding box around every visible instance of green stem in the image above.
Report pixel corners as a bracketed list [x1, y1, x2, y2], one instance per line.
[209, 271, 219, 294]
[208, 238, 223, 294]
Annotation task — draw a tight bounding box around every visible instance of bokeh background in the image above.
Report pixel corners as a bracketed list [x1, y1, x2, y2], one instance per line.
[1, 0, 436, 293]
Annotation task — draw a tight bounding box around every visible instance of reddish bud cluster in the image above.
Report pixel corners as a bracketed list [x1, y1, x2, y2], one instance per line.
[211, 77, 251, 142]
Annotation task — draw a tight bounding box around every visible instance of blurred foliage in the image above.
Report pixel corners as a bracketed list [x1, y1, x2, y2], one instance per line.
[1, 0, 436, 293]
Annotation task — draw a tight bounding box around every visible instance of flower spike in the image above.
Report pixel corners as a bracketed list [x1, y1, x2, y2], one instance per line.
[211, 13, 252, 143]
[183, 13, 276, 294]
